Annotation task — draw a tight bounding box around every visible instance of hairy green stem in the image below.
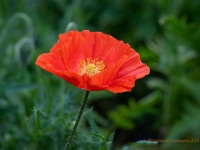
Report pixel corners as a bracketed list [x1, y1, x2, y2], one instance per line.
[64, 91, 90, 150]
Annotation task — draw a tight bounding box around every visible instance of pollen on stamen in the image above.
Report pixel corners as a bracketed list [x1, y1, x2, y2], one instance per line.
[78, 58, 105, 76]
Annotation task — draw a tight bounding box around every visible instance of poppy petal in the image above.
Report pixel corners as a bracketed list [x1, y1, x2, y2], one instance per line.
[36, 53, 66, 75]
[36, 30, 150, 93]
[115, 52, 150, 79]
[90, 55, 129, 86]
[106, 76, 136, 93]
[81, 31, 131, 67]
[51, 31, 87, 71]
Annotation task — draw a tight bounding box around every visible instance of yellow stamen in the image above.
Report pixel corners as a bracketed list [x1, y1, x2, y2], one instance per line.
[78, 58, 105, 76]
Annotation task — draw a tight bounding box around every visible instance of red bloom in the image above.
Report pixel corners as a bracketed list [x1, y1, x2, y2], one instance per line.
[36, 30, 150, 93]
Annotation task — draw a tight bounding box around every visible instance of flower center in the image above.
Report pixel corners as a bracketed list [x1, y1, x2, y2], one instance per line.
[78, 58, 105, 76]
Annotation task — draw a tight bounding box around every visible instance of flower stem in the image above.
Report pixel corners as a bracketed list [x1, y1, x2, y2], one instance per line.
[64, 90, 90, 150]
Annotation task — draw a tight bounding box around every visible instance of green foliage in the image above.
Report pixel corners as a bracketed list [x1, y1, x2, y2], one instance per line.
[1, 0, 200, 149]
[108, 91, 160, 129]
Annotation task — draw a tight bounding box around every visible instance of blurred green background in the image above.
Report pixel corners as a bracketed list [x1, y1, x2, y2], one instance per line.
[0, 0, 200, 150]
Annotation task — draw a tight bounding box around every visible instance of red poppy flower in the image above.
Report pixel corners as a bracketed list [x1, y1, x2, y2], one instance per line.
[36, 30, 150, 93]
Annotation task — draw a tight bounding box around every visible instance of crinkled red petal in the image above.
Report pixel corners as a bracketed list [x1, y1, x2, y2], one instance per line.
[36, 30, 150, 93]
